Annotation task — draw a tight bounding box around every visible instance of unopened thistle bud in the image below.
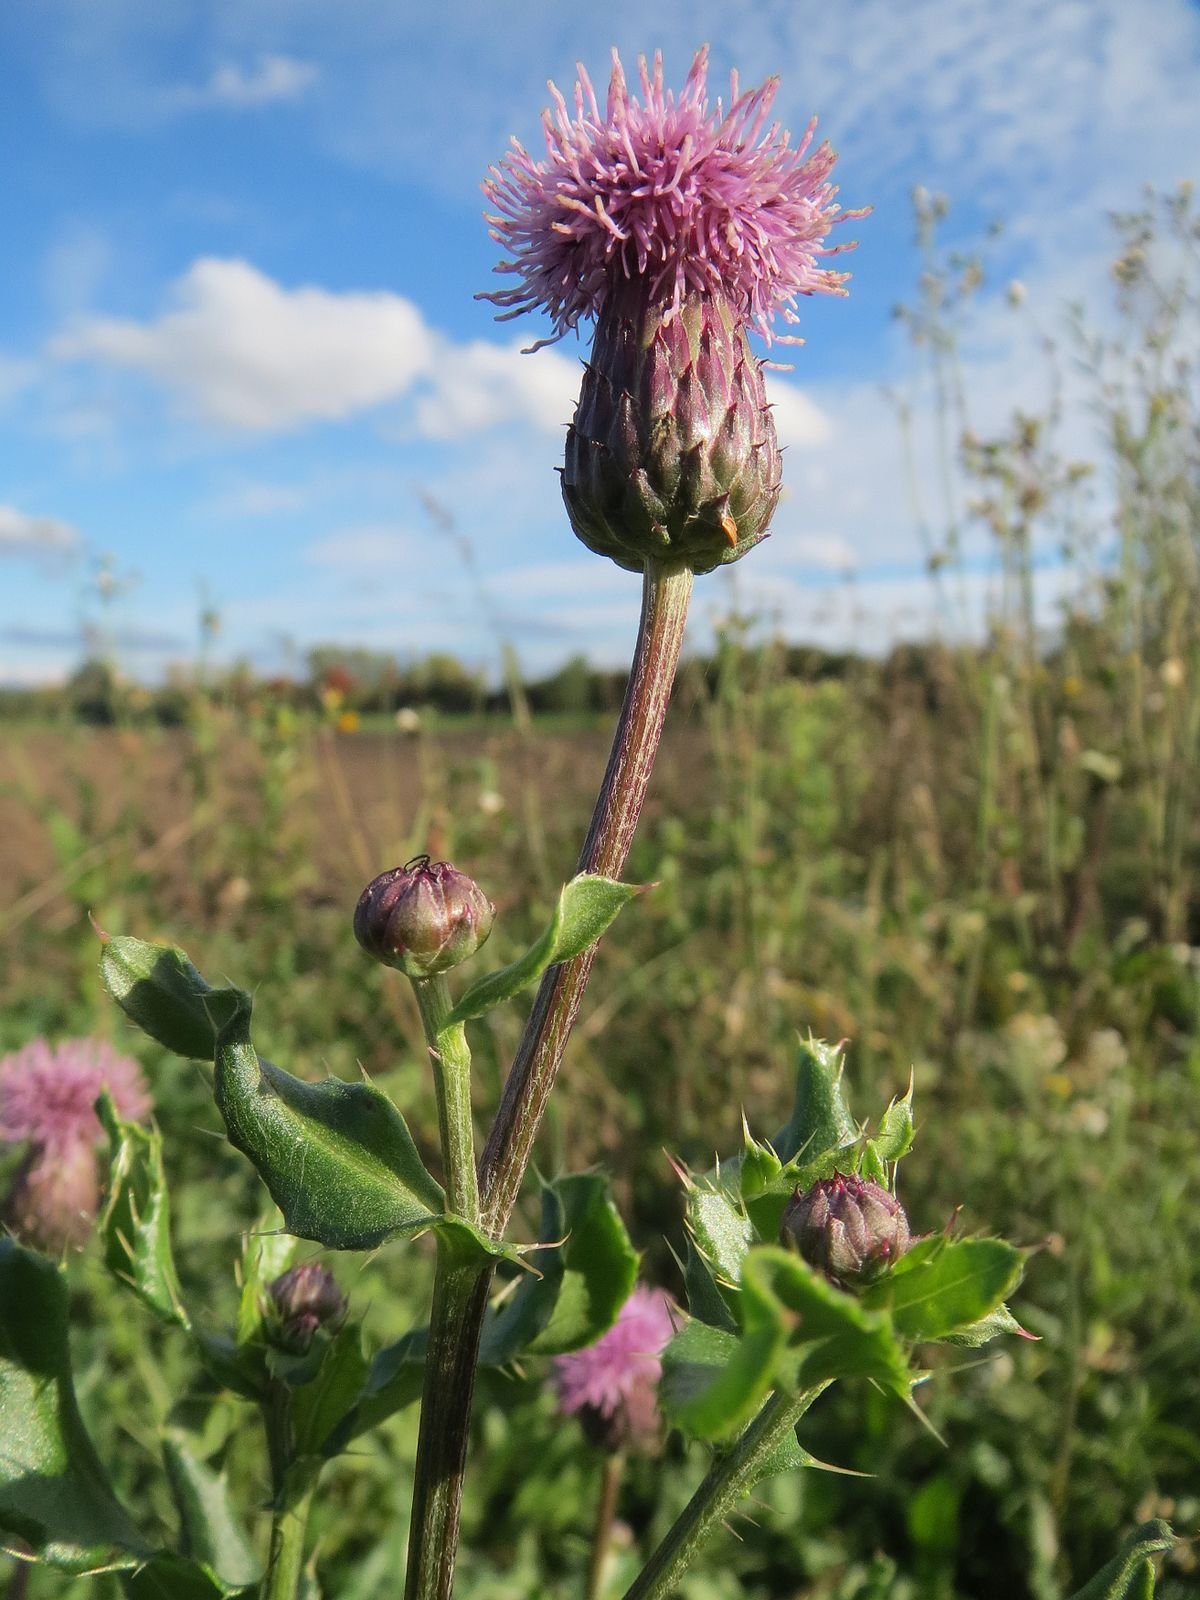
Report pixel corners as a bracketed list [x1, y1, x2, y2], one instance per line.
[781, 1172, 910, 1286]
[267, 1263, 348, 1354]
[353, 856, 495, 979]
[482, 47, 866, 573]
[563, 287, 781, 573]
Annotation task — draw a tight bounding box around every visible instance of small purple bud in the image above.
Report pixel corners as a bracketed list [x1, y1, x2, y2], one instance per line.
[353, 856, 495, 979]
[781, 1172, 911, 1286]
[267, 1263, 348, 1354]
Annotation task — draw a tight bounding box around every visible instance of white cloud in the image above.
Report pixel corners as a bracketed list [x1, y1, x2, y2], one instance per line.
[0, 356, 36, 406]
[415, 340, 580, 439]
[167, 55, 318, 112]
[53, 258, 436, 431]
[0, 505, 83, 565]
[764, 377, 834, 451]
[0, 657, 73, 687]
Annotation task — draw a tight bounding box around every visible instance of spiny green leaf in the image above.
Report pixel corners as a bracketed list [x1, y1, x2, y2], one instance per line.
[337, 1329, 427, 1442]
[682, 1236, 739, 1333]
[746, 1248, 911, 1396]
[480, 1173, 637, 1364]
[215, 997, 444, 1251]
[446, 874, 642, 1025]
[687, 1185, 753, 1286]
[660, 1320, 782, 1440]
[940, 1302, 1032, 1347]
[871, 1081, 916, 1162]
[773, 1038, 858, 1165]
[864, 1237, 1025, 1342]
[98, 1096, 189, 1330]
[99, 933, 240, 1060]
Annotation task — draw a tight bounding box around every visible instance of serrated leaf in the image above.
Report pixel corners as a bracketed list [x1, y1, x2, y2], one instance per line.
[446, 875, 641, 1025]
[688, 1186, 753, 1286]
[98, 1096, 189, 1330]
[480, 1173, 637, 1364]
[864, 1237, 1025, 1342]
[869, 1083, 915, 1164]
[99, 934, 240, 1060]
[162, 1436, 260, 1590]
[940, 1302, 1032, 1347]
[0, 1241, 148, 1572]
[1066, 1521, 1173, 1600]
[774, 1038, 858, 1165]
[746, 1248, 911, 1396]
[660, 1319, 782, 1440]
[664, 1242, 911, 1441]
[739, 1134, 783, 1203]
[682, 1236, 739, 1333]
[214, 997, 445, 1251]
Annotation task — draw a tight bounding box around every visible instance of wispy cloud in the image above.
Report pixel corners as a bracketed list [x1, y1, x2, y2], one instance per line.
[0, 505, 83, 567]
[163, 55, 319, 113]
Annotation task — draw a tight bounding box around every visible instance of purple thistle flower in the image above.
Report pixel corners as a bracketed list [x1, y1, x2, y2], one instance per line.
[483, 45, 864, 348]
[1, 1037, 150, 1253]
[0, 1037, 150, 1152]
[555, 1285, 677, 1452]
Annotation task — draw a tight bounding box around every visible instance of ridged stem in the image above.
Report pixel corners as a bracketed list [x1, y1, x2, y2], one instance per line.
[402, 560, 694, 1600]
[412, 974, 479, 1223]
[480, 560, 694, 1230]
[622, 1387, 825, 1600]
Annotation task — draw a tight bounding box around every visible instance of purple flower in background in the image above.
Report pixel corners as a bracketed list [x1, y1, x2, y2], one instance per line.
[555, 1285, 677, 1452]
[483, 45, 863, 347]
[0, 1037, 150, 1251]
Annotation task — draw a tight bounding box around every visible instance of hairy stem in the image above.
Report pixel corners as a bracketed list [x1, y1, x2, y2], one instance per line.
[261, 1386, 319, 1600]
[412, 974, 480, 1222]
[261, 1478, 317, 1600]
[622, 1387, 824, 1600]
[402, 560, 694, 1600]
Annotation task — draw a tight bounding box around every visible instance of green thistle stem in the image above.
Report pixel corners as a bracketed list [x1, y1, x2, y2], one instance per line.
[412, 974, 479, 1223]
[622, 1387, 825, 1600]
[403, 559, 694, 1600]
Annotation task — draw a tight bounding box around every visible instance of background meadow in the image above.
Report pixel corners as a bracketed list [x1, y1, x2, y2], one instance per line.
[2, 2, 1200, 1595]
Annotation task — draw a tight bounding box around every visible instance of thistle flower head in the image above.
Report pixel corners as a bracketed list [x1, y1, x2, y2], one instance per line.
[0, 1038, 150, 1153]
[781, 1172, 910, 1286]
[554, 1285, 676, 1451]
[483, 46, 863, 347]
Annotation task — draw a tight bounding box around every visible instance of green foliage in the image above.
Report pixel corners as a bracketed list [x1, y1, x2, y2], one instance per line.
[0, 1242, 148, 1572]
[214, 992, 447, 1252]
[481, 1172, 638, 1361]
[446, 873, 643, 1025]
[99, 1094, 190, 1329]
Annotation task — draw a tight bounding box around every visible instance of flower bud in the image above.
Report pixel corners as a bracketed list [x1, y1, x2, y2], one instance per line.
[353, 856, 495, 979]
[781, 1172, 910, 1285]
[562, 288, 782, 575]
[266, 1263, 348, 1354]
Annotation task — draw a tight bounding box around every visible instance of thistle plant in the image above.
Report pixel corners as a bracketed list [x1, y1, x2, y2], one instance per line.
[0, 45, 1174, 1600]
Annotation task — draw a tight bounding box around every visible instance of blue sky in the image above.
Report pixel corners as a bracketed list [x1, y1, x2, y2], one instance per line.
[1, 0, 1198, 685]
